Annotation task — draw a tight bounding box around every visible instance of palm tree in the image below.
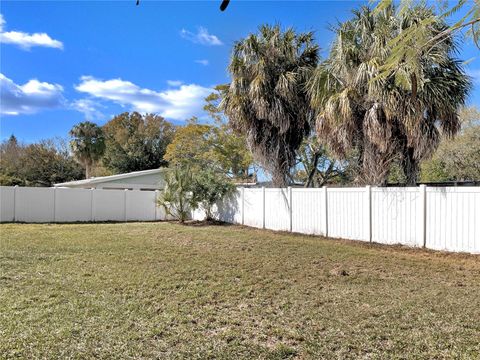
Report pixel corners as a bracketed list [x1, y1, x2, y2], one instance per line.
[307, 5, 471, 185]
[69, 121, 106, 179]
[222, 25, 319, 187]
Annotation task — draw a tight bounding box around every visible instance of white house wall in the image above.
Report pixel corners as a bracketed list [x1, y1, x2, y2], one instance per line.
[97, 173, 165, 189]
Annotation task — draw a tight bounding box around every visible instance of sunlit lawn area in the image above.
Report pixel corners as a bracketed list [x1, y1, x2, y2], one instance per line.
[1, 222, 479, 359]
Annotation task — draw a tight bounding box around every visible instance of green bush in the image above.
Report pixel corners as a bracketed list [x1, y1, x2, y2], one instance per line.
[191, 169, 235, 221]
[157, 166, 196, 223]
[158, 166, 235, 222]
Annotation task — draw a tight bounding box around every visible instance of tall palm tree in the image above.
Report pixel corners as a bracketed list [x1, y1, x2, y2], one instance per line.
[308, 5, 471, 185]
[69, 121, 106, 179]
[222, 25, 319, 187]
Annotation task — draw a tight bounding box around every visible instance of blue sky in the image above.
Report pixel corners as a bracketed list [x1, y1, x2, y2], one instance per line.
[1, 0, 479, 143]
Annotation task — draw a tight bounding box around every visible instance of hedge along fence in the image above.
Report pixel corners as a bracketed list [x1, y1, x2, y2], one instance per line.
[192, 186, 480, 254]
[0, 186, 167, 223]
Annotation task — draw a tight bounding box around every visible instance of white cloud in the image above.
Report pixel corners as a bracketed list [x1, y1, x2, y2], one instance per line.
[0, 73, 64, 115]
[71, 98, 105, 121]
[0, 14, 63, 50]
[75, 76, 213, 120]
[195, 59, 209, 66]
[180, 27, 223, 46]
[167, 80, 183, 87]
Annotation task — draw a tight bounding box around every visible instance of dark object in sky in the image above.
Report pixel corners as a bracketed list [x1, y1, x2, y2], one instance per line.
[135, 0, 229, 11]
[220, 0, 230, 11]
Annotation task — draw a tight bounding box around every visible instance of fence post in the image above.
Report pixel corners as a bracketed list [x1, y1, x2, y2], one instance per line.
[90, 188, 95, 222]
[241, 187, 245, 226]
[262, 186, 266, 229]
[288, 186, 293, 232]
[13, 185, 18, 222]
[53, 187, 57, 223]
[365, 185, 372, 242]
[420, 184, 427, 248]
[124, 189, 128, 222]
[323, 186, 328, 237]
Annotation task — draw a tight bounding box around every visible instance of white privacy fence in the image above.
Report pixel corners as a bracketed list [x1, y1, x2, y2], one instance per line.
[195, 186, 480, 254]
[1, 185, 479, 254]
[0, 186, 166, 223]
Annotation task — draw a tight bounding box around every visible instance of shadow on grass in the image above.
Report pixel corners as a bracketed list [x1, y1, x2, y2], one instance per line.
[177, 219, 234, 227]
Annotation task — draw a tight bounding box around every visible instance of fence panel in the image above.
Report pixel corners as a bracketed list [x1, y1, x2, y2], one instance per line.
[371, 187, 422, 247]
[426, 187, 480, 253]
[264, 188, 290, 231]
[15, 187, 55, 223]
[214, 189, 242, 224]
[0, 187, 15, 222]
[93, 189, 125, 221]
[126, 190, 156, 221]
[243, 188, 264, 228]
[292, 188, 325, 235]
[327, 188, 367, 241]
[55, 188, 92, 222]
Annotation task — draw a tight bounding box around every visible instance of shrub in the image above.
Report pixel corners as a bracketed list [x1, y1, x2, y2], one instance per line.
[191, 169, 235, 220]
[157, 166, 196, 223]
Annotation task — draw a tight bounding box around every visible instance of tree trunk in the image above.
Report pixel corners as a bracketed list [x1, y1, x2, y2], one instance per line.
[318, 162, 335, 187]
[272, 172, 288, 188]
[305, 152, 320, 188]
[402, 147, 419, 186]
[205, 206, 213, 221]
[85, 161, 91, 179]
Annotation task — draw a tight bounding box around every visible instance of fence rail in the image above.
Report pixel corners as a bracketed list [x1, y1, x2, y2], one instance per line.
[193, 185, 480, 254]
[1, 185, 479, 254]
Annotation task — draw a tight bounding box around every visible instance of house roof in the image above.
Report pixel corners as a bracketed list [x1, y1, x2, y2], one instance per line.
[54, 168, 166, 187]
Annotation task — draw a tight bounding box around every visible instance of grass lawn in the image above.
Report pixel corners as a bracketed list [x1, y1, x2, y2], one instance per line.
[1, 222, 479, 359]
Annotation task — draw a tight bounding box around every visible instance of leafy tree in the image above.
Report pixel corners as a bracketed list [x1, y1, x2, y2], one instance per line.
[307, 5, 471, 185]
[164, 118, 214, 169]
[164, 117, 254, 181]
[102, 112, 175, 173]
[69, 121, 106, 179]
[204, 85, 254, 180]
[157, 166, 196, 223]
[190, 169, 235, 220]
[420, 106, 480, 182]
[222, 25, 319, 187]
[0, 137, 84, 186]
[294, 136, 348, 187]
[0, 135, 24, 185]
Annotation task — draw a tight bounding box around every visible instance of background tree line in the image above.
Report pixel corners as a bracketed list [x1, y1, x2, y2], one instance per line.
[0, 136, 84, 187]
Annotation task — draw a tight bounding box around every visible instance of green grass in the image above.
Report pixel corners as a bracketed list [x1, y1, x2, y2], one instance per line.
[1, 222, 479, 359]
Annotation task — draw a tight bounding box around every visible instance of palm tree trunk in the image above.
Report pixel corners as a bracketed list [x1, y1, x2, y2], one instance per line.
[402, 148, 419, 186]
[85, 161, 91, 179]
[272, 172, 288, 188]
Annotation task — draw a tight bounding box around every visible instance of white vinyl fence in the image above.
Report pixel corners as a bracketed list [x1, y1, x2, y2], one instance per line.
[194, 185, 480, 254]
[0, 186, 166, 223]
[1, 185, 479, 254]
